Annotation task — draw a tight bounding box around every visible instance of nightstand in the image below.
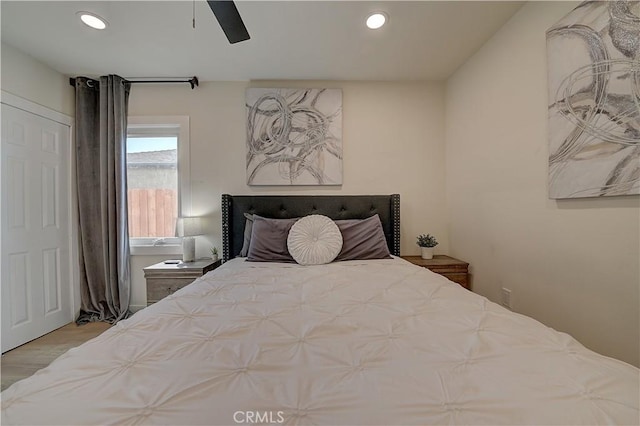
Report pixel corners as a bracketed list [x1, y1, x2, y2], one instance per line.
[402, 255, 470, 289]
[144, 259, 221, 305]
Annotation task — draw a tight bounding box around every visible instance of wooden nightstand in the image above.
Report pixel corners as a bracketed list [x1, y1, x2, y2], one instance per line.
[402, 255, 470, 289]
[144, 259, 221, 305]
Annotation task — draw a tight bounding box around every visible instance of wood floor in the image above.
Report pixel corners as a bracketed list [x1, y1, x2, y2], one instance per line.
[1, 322, 111, 391]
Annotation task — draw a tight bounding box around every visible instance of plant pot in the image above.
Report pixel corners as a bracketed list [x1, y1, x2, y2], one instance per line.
[211, 254, 219, 262]
[420, 247, 434, 260]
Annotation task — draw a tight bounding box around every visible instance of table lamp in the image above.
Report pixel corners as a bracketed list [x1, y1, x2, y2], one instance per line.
[175, 217, 202, 262]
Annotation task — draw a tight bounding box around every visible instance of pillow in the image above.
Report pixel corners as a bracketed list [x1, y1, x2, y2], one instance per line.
[246, 215, 298, 262]
[334, 214, 392, 261]
[238, 213, 254, 257]
[287, 215, 343, 265]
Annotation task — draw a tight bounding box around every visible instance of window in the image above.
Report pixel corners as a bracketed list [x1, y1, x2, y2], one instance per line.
[126, 116, 190, 254]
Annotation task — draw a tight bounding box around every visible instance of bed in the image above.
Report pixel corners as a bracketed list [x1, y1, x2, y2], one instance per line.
[2, 194, 638, 425]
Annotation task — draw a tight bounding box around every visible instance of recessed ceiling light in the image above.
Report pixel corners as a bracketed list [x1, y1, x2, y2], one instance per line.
[366, 12, 387, 30]
[77, 12, 108, 30]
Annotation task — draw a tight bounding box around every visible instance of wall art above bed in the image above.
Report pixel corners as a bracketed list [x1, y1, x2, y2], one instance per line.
[246, 88, 343, 185]
[546, 1, 640, 199]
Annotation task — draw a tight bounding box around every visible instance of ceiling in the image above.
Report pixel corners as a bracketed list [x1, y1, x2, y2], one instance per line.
[1, 1, 524, 82]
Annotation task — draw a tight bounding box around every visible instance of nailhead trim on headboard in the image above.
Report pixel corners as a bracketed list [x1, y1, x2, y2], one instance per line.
[391, 194, 401, 256]
[221, 194, 231, 262]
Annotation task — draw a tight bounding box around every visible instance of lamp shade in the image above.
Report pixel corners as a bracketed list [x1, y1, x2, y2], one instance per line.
[175, 217, 203, 237]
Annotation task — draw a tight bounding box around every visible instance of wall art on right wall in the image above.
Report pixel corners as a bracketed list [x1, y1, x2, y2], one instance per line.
[546, 1, 639, 199]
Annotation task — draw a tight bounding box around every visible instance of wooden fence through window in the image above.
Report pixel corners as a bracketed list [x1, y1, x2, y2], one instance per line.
[128, 189, 177, 237]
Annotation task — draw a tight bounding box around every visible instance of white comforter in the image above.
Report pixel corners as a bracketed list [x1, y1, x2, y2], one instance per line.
[2, 257, 638, 425]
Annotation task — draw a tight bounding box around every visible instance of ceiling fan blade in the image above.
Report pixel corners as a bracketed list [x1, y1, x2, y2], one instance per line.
[207, 1, 250, 44]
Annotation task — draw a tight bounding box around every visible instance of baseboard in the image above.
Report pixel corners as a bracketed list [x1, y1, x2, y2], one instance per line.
[130, 304, 147, 313]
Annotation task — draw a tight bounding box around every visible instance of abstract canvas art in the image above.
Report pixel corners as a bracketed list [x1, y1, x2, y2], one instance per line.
[546, 1, 639, 199]
[246, 88, 343, 185]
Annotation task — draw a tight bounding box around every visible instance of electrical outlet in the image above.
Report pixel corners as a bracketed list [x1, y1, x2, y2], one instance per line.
[501, 287, 512, 309]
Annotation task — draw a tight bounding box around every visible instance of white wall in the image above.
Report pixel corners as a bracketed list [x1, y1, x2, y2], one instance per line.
[128, 80, 448, 308]
[445, 1, 639, 366]
[1, 43, 74, 115]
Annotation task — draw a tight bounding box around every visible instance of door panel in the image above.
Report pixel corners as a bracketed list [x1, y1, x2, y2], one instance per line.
[42, 248, 61, 314]
[1, 103, 72, 352]
[7, 156, 27, 229]
[8, 252, 30, 326]
[42, 164, 58, 228]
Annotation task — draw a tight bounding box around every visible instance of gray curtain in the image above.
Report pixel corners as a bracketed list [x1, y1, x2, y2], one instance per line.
[75, 75, 132, 324]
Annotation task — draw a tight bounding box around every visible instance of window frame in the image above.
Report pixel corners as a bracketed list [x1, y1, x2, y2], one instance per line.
[127, 116, 190, 255]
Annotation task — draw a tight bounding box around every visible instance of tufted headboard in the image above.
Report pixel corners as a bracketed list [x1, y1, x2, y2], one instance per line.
[221, 194, 400, 262]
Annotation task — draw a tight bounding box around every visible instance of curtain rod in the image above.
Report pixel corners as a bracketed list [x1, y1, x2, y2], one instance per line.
[69, 76, 199, 90]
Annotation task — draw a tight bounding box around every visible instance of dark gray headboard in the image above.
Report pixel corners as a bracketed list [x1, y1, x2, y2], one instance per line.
[221, 194, 400, 261]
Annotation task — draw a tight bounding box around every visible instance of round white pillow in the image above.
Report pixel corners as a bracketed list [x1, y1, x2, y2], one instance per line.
[287, 215, 343, 265]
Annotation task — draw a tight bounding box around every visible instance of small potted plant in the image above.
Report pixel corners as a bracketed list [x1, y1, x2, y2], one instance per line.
[210, 246, 219, 262]
[416, 234, 438, 260]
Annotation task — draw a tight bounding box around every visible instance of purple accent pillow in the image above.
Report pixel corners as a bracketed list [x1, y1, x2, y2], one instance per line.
[246, 215, 299, 262]
[335, 215, 392, 261]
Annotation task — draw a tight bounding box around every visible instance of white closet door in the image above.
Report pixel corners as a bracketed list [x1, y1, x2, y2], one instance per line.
[1, 102, 73, 352]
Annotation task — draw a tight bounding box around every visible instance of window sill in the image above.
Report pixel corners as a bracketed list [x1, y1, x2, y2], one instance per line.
[130, 245, 182, 256]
